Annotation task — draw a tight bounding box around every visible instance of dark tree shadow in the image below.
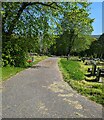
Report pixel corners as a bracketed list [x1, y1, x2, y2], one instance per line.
[85, 77, 97, 82]
[84, 73, 92, 77]
[31, 65, 49, 69]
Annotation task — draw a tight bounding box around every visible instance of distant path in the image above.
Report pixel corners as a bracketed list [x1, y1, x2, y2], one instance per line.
[2, 57, 102, 118]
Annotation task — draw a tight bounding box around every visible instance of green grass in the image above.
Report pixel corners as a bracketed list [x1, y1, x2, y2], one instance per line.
[33, 55, 48, 64]
[59, 58, 104, 105]
[2, 66, 24, 81]
[59, 58, 84, 80]
[2, 55, 48, 82]
[0, 67, 2, 82]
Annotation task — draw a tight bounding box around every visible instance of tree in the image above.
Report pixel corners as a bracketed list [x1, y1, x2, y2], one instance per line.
[59, 2, 94, 59]
[2, 2, 59, 35]
[2, 2, 95, 66]
[97, 33, 104, 58]
[49, 3, 94, 57]
[2, 2, 63, 66]
[88, 33, 104, 58]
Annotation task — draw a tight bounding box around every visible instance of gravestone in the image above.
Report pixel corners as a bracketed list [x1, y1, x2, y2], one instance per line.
[91, 60, 96, 76]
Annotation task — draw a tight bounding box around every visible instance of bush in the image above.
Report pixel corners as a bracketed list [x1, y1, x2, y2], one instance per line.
[2, 53, 14, 66]
[2, 34, 29, 67]
[13, 52, 28, 67]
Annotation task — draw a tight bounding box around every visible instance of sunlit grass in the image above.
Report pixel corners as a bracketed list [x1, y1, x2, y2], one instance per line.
[59, 58, 84, 80]
[2, 66, 24, 81]
[59, 57, 103, 105]
[0, 67, 2, 82]
[33, 55, 48, 64]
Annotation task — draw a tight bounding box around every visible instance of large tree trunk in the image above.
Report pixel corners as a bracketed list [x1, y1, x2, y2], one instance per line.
[66, 30, 78, 60]
[66, 47, 71, 60]
[66, 30, 74, 60]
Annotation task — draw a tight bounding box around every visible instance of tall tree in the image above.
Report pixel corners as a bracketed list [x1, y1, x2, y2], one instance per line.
[60, 2, 94, 59]
[2, 2, 60, 35]
[89, 33, 104, 58]
[2, 2, 95, 66]
[2, 2, 63, 66]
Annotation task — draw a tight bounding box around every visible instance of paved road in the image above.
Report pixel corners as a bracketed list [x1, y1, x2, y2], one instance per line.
[2, 57, 102, 118]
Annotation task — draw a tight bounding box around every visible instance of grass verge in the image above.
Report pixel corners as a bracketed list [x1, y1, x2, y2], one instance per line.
[58, 58, 104, 105]
[33, 55, 48, 65]
[2, 55, 48, 82]
[2, 67, 24, 81]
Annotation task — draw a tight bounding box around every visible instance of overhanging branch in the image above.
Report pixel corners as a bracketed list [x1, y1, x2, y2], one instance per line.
[28, 2, 57, 9]
[7, 2, 59, 35]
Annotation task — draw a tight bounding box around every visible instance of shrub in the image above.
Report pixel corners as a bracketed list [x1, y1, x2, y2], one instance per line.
[2, 34, 29, 67]
[2, 54, 14, 66]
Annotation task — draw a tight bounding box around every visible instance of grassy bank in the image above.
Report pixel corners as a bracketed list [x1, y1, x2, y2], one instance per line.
[59, 58, 103, 105]
[2, 67, 24, 81]
[2, 55, 48, 81]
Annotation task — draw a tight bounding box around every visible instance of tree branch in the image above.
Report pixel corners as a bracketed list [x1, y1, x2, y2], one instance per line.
[28, 2, 57, 9]
[7, 2, 59, 35]
[8, 2, 29, 35]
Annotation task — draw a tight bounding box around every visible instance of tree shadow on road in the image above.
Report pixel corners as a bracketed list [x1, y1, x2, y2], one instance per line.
[31, 65, 49, 69]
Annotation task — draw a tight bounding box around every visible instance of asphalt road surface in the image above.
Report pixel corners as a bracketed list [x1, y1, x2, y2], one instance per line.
[2, 57, 102, 118]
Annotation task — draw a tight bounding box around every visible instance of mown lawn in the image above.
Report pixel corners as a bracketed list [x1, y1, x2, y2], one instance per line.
[59, 57, 104, 105]
[2, 66, 24, 81]
[2, 55, 48, 82]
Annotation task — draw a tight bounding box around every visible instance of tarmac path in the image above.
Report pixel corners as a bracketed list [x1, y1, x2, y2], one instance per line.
[2, 57, 102, 118]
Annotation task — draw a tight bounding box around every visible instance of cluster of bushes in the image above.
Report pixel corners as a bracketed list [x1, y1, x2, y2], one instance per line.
[2, 52, 29, 67]
[2, 34, 32, 67]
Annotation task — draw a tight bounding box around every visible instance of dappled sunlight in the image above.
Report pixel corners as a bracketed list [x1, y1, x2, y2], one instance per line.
[48, 81, 73, 93]
[37, 101, 49, 116]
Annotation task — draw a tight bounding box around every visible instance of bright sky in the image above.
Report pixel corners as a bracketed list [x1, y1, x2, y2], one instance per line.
[89, 2, 102, 35]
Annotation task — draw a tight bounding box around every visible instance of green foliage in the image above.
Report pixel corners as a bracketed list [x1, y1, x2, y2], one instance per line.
[72, 35, 94, 52]
[51, 33, 69, 55]
[92, 33, 104, 58]
[2, 34, 29, 67]
[50, 3, 94, 55]
[81, 33, 104, 58]
[13, 51, 28, 67]
[2, 2, 95, 62]
[55, 3, 94, 55]
[2, 2, 63, 60]
[2, 52, 14, 67]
